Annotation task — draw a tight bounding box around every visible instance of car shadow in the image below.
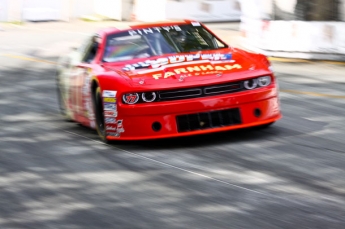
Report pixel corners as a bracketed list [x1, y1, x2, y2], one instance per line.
[107, 125, 282, 150]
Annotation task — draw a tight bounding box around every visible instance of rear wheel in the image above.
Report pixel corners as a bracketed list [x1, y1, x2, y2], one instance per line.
[93, 86, 109, 143]
[56, 72, 73, 121]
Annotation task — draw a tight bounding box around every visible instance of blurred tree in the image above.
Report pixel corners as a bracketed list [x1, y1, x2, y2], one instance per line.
[294, 0, 339, 21]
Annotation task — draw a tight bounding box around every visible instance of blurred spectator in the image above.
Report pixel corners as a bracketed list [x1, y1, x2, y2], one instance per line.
[273, 0, 341, 21]
[294, 0, 339, 21]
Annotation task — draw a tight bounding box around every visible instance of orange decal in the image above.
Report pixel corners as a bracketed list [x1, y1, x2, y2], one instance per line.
[215, 65, 227, 71]
[174, 68, 188, 74]
[225, 64, 242, 70]
[186, 66, 201, 72]
[151, 64, 243, 79]
[153, 73, 163, 79]
[164, 71, 175, 78]
[200, 65, 214, 71]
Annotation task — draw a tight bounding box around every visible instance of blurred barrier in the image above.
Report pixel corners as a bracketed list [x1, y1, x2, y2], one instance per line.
[0, 0, 7, 22]
[165, 0, 241, 22]
[132, 0, 166, 22]
[129, 0, 241, 22]
[94, 0, 122, 21]
[240, 0, 345, 61]
[1, 0, 95, 22]
[1, 0, 134, 22]
[22, 0, 61, 21]
[1, 0, 241, 22]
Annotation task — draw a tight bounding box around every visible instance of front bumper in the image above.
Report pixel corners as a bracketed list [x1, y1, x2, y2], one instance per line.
[107, 86, 281, 140]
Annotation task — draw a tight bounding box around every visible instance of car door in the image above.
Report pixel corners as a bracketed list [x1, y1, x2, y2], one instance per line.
[69, 35, 101, 121]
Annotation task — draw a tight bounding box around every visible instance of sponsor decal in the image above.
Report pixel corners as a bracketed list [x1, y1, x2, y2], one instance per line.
[123, 53, 232, 71]
[102, 90, 117, 97]
[82, 87, 88, 95]
[80, 72, 94, 121]
[106, 119, 124, 137]
[128, 25, 182, 36]
[103, 97, 116, 103]
[105, 117, 116, 124]
[116, 120, 125, 133]
[104, 103, 117, 111]
[106, 125, 117, 131]
[191, 22, 200, 26]
[107, 132, 120, 137]
[150, 63, 242, 79]
[117, 128, 125, 133]
[104, 110, 118, 117]
[82, 73, 92, 95]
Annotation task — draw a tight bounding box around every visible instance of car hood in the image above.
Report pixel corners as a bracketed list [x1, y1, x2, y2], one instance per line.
[104, 50, 269, 88]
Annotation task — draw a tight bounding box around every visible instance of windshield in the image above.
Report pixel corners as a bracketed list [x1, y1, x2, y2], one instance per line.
[103, 24, 228, 62]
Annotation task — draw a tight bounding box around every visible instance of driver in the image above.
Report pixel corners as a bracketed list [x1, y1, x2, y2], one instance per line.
[171, 30, 198, 52]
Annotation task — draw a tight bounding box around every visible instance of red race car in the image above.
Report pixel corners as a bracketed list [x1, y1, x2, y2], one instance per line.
[56, 20, 281, 142]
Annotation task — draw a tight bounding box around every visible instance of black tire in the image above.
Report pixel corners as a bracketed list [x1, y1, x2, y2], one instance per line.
[93, 87, 109, 143]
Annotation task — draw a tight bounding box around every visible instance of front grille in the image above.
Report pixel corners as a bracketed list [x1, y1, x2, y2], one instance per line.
[159, 88, 202, 100]
[204, 83, 241, 95]
[158, 82, 242, 101]
[176, 108, 242, 132]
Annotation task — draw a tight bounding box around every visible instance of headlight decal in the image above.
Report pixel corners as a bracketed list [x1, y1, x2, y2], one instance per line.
[123, 93, 140, 104]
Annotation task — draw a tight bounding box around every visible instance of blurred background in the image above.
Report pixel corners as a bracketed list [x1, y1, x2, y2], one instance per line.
[0, 0, 343, 22]
[240, 0, 345, 60]
[1, 1, 345, 229]
[0, 0, 241, 22]
[1, 0, 344, 60]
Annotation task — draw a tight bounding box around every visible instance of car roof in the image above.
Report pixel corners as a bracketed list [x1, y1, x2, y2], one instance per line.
[97, 20, 197, 37]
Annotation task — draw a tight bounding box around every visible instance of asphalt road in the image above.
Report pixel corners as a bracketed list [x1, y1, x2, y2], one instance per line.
[1, 21, 345, 229]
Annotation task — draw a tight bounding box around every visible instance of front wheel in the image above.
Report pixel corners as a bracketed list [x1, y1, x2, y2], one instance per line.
[93, 86, 109, 143]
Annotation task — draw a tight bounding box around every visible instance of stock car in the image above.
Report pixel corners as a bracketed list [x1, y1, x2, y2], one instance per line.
[56, 20, 281, 142]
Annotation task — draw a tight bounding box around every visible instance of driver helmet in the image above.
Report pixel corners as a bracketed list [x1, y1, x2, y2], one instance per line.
[171, 31, 187, 46]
